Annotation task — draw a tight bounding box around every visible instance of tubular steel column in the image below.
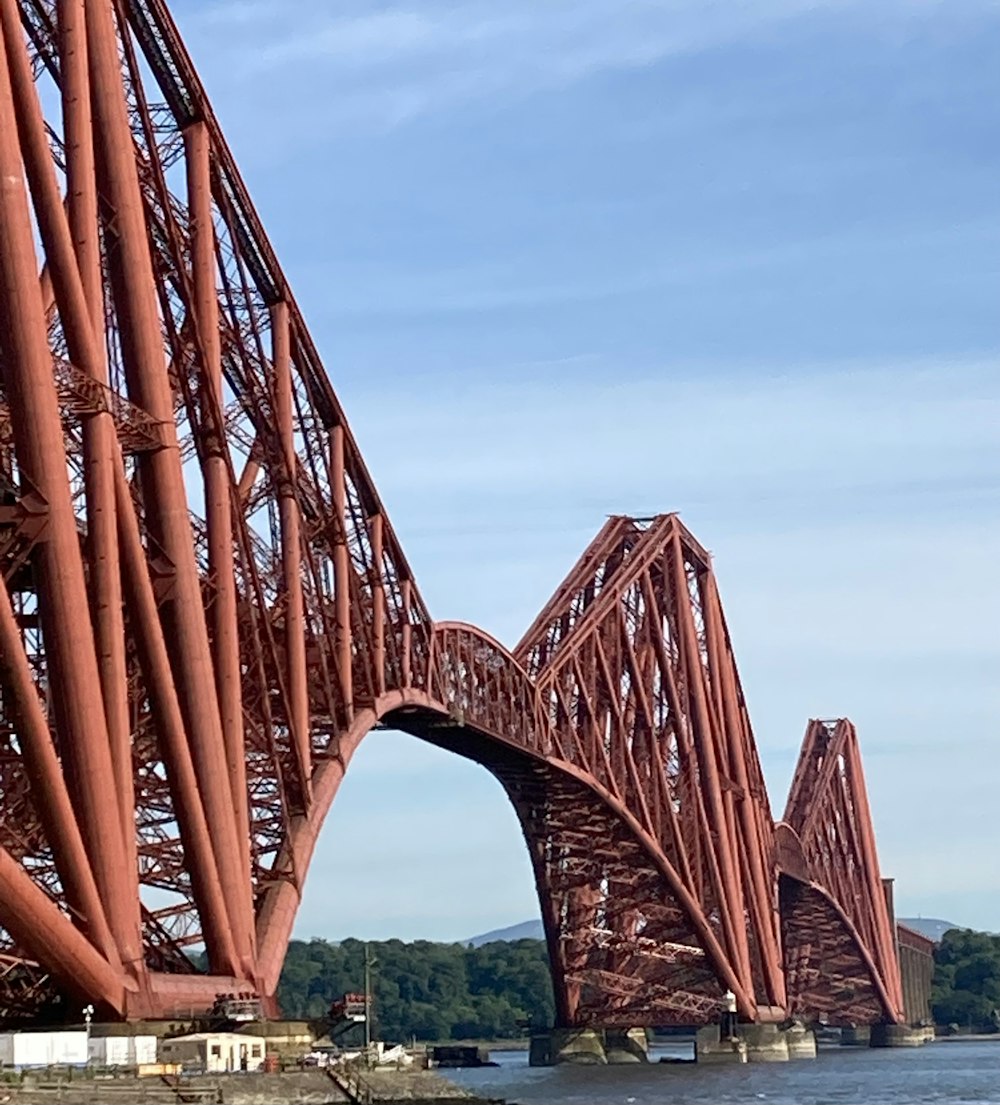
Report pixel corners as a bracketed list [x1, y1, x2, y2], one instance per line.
[56, 0, 138, 895]
[703, 573, 786, 1009]
[669, 532, 753, 1009]
[843, 733, 904, 1009]
[0, 7, 135, 964]
[113, 463, 241, 976]
[0, 849, 125, 1014]
[0, 580, 119, 967]
[0, 0, 912, 1032]
[331, 425, 353, 718]
[401, 579, 412, 686]
[185, 120, 251, 880]
[272, 301, 312, 800]
[84, 0, 253, 969]
[370, 512, 385, 696]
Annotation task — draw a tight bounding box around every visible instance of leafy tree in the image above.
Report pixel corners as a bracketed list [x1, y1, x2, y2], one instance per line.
[932, 928, 1000, 1032]
[276, 937, 554, 1042]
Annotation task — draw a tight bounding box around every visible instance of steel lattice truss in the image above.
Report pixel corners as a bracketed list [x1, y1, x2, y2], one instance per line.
[775, 720, 906, 1025]
[0, 0, 905, 1026]
[514, 516, 786, 1022]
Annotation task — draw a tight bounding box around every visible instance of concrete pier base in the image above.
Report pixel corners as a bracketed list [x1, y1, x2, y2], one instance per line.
[736, 1024, 789, 1062]
[784, 1023, 818, 1059]
[694, 1026, 747, 1065]
[530, 1028, 604, 1066]
[529, 1027, 650, 1066]
[870, 1024, 934, 1048]
[695, 1023, 816, 1063]
[604, 1028, 649, 1064]
[840, 1026, 871, 1047]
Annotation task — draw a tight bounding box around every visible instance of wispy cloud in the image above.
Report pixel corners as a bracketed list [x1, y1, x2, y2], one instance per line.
[181, 0, 999, 130]
[165, 0, 1000, 937]
[295, 216, 1000, 320]
[298, 355, 1000, 936]
[347, 357, 997, 522]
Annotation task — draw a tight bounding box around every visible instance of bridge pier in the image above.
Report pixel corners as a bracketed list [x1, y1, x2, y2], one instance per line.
[529, 1027, 649, 1066]
[870, 1023, 935, 1048]
[695, 1023, 816, 1064]
[694, 1026, 747, 1065]
[784, 1022, 819, 1059]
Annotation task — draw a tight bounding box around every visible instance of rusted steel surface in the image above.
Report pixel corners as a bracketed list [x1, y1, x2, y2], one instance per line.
[0, 0, 905, 1027]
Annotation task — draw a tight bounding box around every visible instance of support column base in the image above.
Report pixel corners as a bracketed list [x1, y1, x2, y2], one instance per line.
[695, 1026, 747, 1065]
[783, 1023, 818, 1059]
[697, 1023, 816, 1063]
[529, 1027, 649, 1066]
[605, 1028, 649, 1064]
[840, 1026, 871, 1047]
[736, 1024, 790, 1062]
[870, 1024, 934, 1048]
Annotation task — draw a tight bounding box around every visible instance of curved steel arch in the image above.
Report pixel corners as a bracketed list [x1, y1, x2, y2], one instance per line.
[0, 0, 905, 1027]
[254, 622, 749, 1025]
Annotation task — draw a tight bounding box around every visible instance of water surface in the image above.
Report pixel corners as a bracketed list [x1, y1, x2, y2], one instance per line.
[446, 1041, 1000, 1105]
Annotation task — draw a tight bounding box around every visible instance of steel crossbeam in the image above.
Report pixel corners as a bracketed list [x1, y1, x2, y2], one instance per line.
[0, 0, 907, 1029]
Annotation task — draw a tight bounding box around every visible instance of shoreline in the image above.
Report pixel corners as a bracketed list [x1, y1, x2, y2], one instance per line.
[0, 1068, 484, 1105]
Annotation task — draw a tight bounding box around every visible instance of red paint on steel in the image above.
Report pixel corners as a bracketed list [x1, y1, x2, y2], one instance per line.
[0, 0, 907, 1029]
[780, 719, 906, 1023]
[185, 120, 251, 892]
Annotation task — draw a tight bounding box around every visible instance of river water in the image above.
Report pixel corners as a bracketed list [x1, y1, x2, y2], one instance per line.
[446, 1041, 1000, 1105]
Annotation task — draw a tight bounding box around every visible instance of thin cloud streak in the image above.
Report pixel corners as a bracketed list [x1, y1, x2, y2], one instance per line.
[161, 0, 1000, 935]
[181, 0, 998, 129]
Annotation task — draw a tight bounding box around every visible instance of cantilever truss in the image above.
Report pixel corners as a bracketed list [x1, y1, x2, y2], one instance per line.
[514, 516, 785, 1023]
[0, 0, 905, 1027]
[776, 720, 905, 1024]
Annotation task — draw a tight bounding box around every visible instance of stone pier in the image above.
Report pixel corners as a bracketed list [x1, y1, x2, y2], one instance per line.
[529, 1027, 649, 1066]
[784, 1022, 819, 1059]
[870, 1023, 935, 1048]
[695, 1022, 816, 1064]
[604, 1028, 650, 1064]
[694, 1026, 747, 1065]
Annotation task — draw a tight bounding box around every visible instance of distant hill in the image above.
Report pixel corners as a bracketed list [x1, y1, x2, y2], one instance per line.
[898, 918, 962, 943]
[470, 916, 964, 947]
[467, 920, 544, 946]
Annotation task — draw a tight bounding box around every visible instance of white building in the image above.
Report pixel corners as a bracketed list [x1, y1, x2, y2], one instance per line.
[158, 1032, 266, 1073]
[0, 1031, 88, 1069]
[88, 1036, 158, 1067]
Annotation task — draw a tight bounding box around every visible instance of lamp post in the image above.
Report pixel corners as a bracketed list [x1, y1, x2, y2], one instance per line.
[363, 944, 378, 1061]
[83, 1005, 94, 1067]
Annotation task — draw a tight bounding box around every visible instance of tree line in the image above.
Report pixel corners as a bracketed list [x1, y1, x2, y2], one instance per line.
[276, 925, 1000, 1040]
[277, 937, 554, 1042]
[932, 928, 1000, 1032]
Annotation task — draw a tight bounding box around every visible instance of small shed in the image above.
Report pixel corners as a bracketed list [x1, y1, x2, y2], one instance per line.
[158, 1032, 265, 1073]
[0, 1030, 88, 1069]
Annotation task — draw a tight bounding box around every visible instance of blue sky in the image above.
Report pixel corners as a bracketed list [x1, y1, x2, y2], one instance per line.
[174, 0, 999, 938]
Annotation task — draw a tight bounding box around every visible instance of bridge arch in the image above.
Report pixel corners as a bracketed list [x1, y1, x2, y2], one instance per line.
[257, 622, 744, 1026]
[0, 0, 904, 1031]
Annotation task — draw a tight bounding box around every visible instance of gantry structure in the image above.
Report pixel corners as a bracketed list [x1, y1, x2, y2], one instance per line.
[0, 0, 905, 1026]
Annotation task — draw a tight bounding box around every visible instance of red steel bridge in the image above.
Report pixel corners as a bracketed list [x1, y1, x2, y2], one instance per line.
[0, 0, 906, 1027]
